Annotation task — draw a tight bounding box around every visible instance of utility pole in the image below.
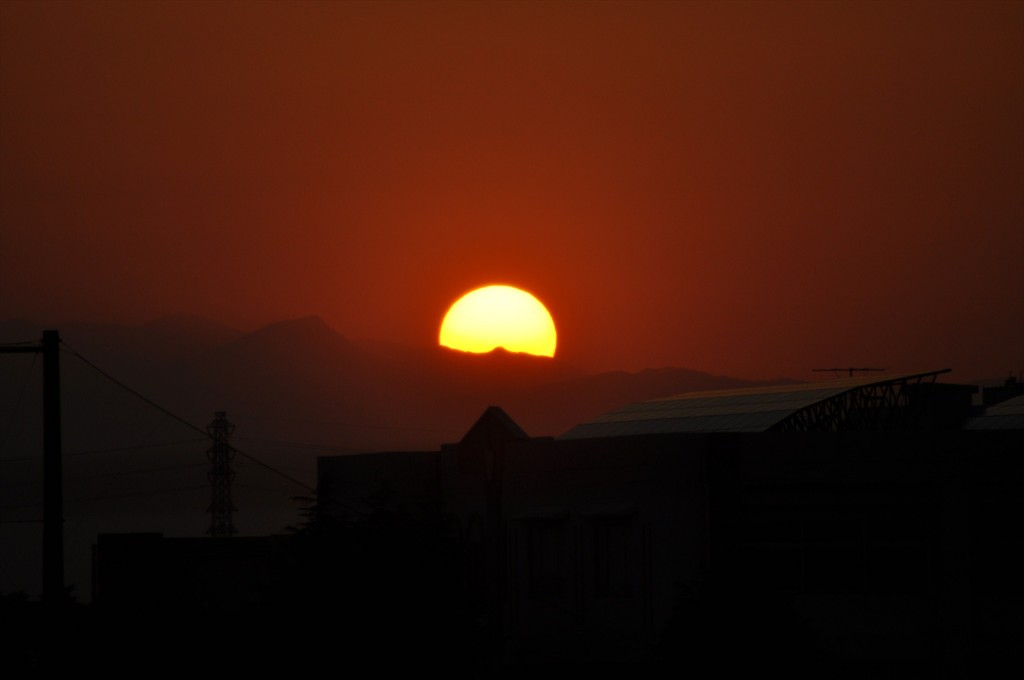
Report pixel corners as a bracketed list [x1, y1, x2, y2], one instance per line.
[1, 330, 64, 604]
[206, 411, 237, 537]
[42, 331, 63, 602]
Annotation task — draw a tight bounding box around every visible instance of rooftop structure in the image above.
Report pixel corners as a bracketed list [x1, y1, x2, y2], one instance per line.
[964, 394, 1024, 430]
[560, 369, 959, 438]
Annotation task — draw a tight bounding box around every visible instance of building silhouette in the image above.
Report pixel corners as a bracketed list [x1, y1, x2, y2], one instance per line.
[87, 371, 1023, 672]
[316, 371, 1022, 673]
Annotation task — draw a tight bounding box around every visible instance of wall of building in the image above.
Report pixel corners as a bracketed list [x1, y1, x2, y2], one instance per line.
[313, 414, 1022, 671]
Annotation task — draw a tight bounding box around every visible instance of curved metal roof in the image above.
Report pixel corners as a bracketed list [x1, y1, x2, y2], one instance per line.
[559, 370, 950, 439]
[964, 394, 1024, 430]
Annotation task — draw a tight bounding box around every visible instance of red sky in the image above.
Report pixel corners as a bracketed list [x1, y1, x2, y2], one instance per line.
[2, 1, 1021, 380]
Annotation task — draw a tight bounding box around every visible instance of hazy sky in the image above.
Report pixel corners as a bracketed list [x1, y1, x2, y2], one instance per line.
[2, 1, 1021, 380]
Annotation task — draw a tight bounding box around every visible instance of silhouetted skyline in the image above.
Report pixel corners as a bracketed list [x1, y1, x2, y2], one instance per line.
[1, 319, 1021, 673]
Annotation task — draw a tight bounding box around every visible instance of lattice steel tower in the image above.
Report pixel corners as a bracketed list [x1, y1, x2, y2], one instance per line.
[206, 411, 237, 537]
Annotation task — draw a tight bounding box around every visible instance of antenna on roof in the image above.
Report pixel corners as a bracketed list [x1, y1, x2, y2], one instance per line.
[813, 367, 886, 378]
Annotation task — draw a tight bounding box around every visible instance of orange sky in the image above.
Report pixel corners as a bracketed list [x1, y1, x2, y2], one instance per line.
[2, 1, 1021, 380]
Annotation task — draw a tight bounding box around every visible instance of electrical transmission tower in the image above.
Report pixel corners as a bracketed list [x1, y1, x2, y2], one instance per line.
[206, 411, 237, 537]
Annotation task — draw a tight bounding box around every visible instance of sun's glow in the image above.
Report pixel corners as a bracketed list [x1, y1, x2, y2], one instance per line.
[439, 285, 557, 357]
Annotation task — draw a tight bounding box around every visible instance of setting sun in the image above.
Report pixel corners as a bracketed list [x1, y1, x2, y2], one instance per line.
[439, 285, 557, 357]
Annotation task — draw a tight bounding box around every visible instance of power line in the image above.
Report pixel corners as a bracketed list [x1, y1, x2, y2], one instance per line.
[812, 367, 886, 378]
[230, 410, 454, 434]
[66, 439, 209, 457]
[60, 343, 315, 493]
[66, 485, 211, 503]
[0, 352, 39, 456]
[69, 461, 209, 482]
[232, 435, 362, 453]
[0, 439, 210, 464]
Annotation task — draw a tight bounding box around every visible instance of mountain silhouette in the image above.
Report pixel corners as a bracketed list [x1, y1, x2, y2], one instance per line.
[0, 314, 797, 599]
[2, 314, 796, 452]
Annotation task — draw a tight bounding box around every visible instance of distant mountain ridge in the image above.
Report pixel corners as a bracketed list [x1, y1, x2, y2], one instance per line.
[0, 314, 799, 598]
[1, 314, 796, 451]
